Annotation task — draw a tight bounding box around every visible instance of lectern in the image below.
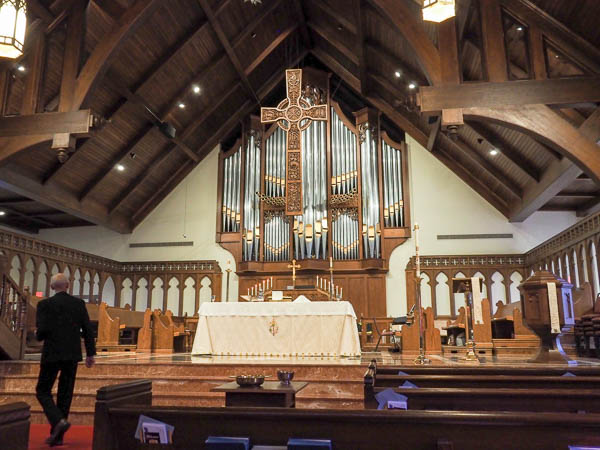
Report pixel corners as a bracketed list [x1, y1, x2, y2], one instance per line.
[519, 271, 574, 363]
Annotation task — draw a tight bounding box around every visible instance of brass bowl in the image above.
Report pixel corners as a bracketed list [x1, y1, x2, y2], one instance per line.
[231, 375, 269, 387]
[277, 370, 294, 385]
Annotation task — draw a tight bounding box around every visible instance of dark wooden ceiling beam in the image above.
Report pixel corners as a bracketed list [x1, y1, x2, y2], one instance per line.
[369, 0, 442, 85]
[43, 18, 214, 184]
[72, 0, 162, 110]
[418, 77, 600, 113]
[479, 0, 508, 82]
[365, 41, 427, 87]
[77, 124, 154, 201]
[466, 121, 540, 182]
[292, 0, 312, 50]
[353, 0, 368, 95]
[311, 0, 356, 35]
[0, 163, 131, 233]
[0, 198, 35, 205]
[500, 0, 600, 74]
[20, 32, 46, 115]
[243, 25, 297, 76]
[464, 105, 600, 185]
[1, 206, 57, 227]
[197, 0, 260, 105]
[0, 110, 96, 137]
[58, 0, 86, 113]
[577, 197, 600, 218]
[108, 80, 244, 214]
[508, 108, 600, 221]
[427, 116, 441, 152]
[130, 50, 309, 226]
[308, 22, 358, 66]
[453, 136, 522, 199]
[70, 7, 282, 199]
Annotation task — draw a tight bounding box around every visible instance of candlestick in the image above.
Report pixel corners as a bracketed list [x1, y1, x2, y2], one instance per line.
[329, 256, 333, 268]
[247, 288, 250, 295]
[340, 287, 343, 298]
[414, 222, 420, 278]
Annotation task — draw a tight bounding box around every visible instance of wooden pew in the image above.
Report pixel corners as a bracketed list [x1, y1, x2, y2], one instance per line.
[96, 303, 151, 352]
[0, 401, 30, 450]
[92, 380, 600, 450]
[442, 299, 493, 357]
[165, 310, 191, 352]
[401, 307, 441, 356]
[491, 300, 539, 358]
[371, 363, 600, 377]
[151, 310, 174, 354]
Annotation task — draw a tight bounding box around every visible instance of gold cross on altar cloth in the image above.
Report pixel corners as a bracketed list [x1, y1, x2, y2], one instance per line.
[288, 258, 301, 288]
[261, 69, 328, 216]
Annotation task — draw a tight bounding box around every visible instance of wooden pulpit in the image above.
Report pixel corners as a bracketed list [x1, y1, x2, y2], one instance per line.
[518, 270, 574, 363]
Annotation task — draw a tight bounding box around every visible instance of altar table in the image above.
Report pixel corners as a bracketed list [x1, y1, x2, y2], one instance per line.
[191, 301, 361, 357]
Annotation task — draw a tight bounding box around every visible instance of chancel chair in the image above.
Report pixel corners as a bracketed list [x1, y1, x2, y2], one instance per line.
[373, 318, 396, 352]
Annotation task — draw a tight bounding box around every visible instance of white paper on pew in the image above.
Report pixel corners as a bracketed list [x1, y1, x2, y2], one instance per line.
[399, 380, 418, 388]
[562, 372, 576, 377]
[547, 281, 561, 333]
[471, 277, 483, 325]
[387, 400, 407, 409]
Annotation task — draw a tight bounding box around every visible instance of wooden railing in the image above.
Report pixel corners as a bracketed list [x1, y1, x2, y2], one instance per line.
[0, 272, 29, 359]
[525, 212, 600, 299]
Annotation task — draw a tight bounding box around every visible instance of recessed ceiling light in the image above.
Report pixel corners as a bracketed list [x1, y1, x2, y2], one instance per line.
[192, 85, 201, 94]
[16, 65, 25, 72]
[178, 102, 186, 109]
[394, 71, 401, 78]
[337, 25, 343, 31]
[251, 32, 257, 38]
[408, 82, 417, 89]
[489, 149, 499, 156]
[516, 26, 523, 31]
[116, 164, 125, 171]
[0, 211, 6, 216]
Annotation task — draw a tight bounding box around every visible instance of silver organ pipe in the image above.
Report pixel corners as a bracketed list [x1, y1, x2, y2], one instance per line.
[243, 132, 261, 261]
[360, 124, 381, 258]
[263, 128, 289, 262]
[382, 140, 404, 227]
[330, 107, 359, 260]
[294, 98, 328, 261]
[221, 148, 241, 233]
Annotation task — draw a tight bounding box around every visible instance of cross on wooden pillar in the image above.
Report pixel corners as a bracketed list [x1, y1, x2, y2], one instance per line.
[261, 69, 328, 216]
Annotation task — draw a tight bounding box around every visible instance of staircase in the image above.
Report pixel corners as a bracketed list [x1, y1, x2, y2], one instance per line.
[0, 273, 29, 360]
[0, 360, 366, 425]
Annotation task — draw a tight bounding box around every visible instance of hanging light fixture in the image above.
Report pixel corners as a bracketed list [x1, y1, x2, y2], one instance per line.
[422, 0, 455, 23]
[0, 0, 26, 59]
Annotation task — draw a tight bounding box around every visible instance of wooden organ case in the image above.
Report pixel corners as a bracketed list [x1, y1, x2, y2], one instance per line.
[216, 68, 411, 318]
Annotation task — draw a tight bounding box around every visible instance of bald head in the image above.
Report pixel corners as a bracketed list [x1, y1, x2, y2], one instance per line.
[50, 273, 69, 292]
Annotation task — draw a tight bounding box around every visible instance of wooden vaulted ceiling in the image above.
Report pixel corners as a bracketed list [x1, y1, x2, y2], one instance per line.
[0, 0, 598, 234]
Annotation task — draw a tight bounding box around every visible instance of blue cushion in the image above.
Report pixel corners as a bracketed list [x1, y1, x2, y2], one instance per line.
[206, 436, 251, 450]
[287, 438, 332, 449]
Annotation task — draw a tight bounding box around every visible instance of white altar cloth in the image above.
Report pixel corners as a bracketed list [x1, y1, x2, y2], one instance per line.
[191, 301, 361, 357]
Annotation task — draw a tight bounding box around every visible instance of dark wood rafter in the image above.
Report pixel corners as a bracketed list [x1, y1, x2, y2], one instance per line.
[366, 41, 427, 88]
[20, 32, 46, 115]
[311, 0, 356, 35]
[577, 197, 600, 218]
[427, 116, 441, 152]
[466, 121, 540, 182]
[353, 0, 368, 95]
[369, 0, 442, 85]
[1, 205, 57, 228]
[418, 77, 600, 113]
[58, 0, 85, 113]
[72, 0, 162, 111]
[452, 136, 522, 199]
[68, 5, 288, 200]
[308, 22, 357, 66]
[292, 0, 312, 50]
[310, 46, 513, 217]
[464, 105, 600, 185]
[197, 0, 261, 105]
[131, 50, 309, 226]
[507, 108, 600, 221]
[479, 0, 508, 82]
[500, 0, 600, 74]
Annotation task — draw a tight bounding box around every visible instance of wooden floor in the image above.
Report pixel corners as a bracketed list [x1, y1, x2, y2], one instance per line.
[2, 351, 599, 426]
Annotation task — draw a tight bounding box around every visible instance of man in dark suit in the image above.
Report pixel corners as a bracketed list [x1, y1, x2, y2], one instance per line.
[35, 273, 96, 446]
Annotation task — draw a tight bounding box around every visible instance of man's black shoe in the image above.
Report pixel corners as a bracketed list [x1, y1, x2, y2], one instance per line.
[45, 419, 70, 446]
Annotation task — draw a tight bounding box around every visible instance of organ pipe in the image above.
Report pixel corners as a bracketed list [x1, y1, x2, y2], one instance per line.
[382, 140, 404, 227]
[221, 148, 241, 233]
[243, 131, 261, 261]
[359, 122, 381, 259]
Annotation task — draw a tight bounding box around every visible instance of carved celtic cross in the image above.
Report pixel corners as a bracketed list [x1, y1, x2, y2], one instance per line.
[260, 69, 328, 216]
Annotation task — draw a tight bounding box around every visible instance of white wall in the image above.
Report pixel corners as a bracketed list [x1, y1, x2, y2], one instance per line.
[385, 135, 577, 317]
[39, 145, 238, 303]
[38, 136, 579, 316]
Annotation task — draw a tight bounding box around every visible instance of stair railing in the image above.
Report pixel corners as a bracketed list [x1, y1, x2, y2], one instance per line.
[0, 273, 29, 359]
